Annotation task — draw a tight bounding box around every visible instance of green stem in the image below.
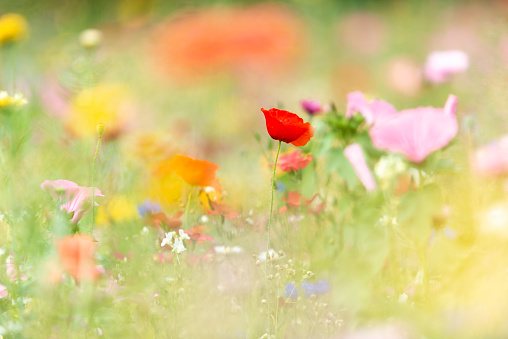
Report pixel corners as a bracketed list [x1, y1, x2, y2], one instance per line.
[265, 140, 281, 334]
[185, 187, 193, 229]
[91, 134, 102, 233]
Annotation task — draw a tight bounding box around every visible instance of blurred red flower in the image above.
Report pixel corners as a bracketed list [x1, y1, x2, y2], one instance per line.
[209, 201, 241, 219]
[276, 150, 313, 172]
[151, 4, 304, 79]
[57, 235, 99, 282]
[261, 108, 314, 147]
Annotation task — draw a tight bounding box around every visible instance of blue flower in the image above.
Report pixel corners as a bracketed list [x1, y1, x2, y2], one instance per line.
[137, 199, 162, 218]
[284, 282, 298, 301]
[276, 182, 286, 193]
[301, 280, 331, 296]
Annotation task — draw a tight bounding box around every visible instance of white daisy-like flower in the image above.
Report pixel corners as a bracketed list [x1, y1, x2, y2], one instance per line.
[173, 238, 187, 253]
[179, 229, 190, 240]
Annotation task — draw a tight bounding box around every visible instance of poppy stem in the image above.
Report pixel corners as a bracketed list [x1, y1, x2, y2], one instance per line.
[185, 187, 193, 229]
[91, 126, 103, 233]
[265, 140, 281, 333]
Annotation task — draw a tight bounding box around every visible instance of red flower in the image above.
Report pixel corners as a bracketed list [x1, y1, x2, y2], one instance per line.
[261, 108, 314, 146]
[209, 201, 241, 219]
[276, 150, 313, 172]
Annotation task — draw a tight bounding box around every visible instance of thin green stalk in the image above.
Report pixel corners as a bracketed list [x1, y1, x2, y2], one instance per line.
[91, 125, 103, 233]
[266, 140, 281, 334]
[185, 187, 193, 229]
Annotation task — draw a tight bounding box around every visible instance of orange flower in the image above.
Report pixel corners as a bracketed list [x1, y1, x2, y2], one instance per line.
[169, 154, 219, 187]
[151, 4, 304, 79]
[57, 235, 99, 282]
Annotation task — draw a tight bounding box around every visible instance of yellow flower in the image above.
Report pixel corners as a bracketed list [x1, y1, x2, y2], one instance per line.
[0, 91, 27, 107]
[96, 195, 138, 225]
[66, 84, 131, 138]
[0, 14, 28, 45]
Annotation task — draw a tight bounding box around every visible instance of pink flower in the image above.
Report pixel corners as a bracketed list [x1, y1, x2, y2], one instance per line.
[369, 95, 458, 163]
[300, 99, 322, 115]
[0, 284, 7, 298]
[424, 50, 469, 84]
[6, 252, 27, 282]
[472, 135, 508, 176]
[276, 150, 313, 172]
[344, 143, 377, 192]
[346, 91, 397, 125]
[41, 180, 104, 223]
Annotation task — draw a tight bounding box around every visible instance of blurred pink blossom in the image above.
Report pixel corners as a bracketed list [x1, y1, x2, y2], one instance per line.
[386, 57, 422, 96]
[369, 95, 458, 163]
[346, 91, 397, 125]
[41, 179, 104, 223]
[0, 284, 7, 298]
[300, 99, 322, 116]
[344, 143, 377, 192]
[472, 135, 508, 176]
[424, 50, 469, 84]
[6, 252, 27, 282]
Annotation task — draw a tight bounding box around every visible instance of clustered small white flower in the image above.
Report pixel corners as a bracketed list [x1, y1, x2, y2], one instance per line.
[374, 154, 407, 190]
[161, 229, 190, 254]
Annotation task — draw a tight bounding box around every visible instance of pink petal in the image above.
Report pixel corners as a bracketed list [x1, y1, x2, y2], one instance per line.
[346, 91, 397, 125]
[0, 284, 7, 298]
[424, 50, 469, 84]
[369, 95, 458, 163]
[344, 143, 377, 192]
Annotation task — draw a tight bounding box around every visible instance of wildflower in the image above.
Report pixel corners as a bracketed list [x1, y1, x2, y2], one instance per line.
[344, 143, 377, 192]
[346, 91, 397, 126]
[257, 249, 284, 261]
[0, 13, 28, 45]
[300, 99, 322, 116]
[214, 246, 243, 254]
[424, 50, 469, 84]
[301, 280, 331, 296]
[137, 199, 162, 218]
[284, 282, 298, 301]
[57, 235, 100, 282]
[0, 91, 27, 107]
[161, 232, 174, 248]
[278, 191, 324, 215]
[472, 135, 508, 177]
[209, 201, 241, 219]
[96, 196, 137, 225]
[369, 95, 458, 163]
[276, 150, 313, 172]
[66, 84, 133, 139]
[161, 229, 189, 253]
[374, 154, 408, 190]
[150, 211, 183, 230]
[0, 284, 7, 298]
[151, 4, 304, 78]
[41, 179, 104, 224]
[185, 225, 213, 243]
[6, 253, 27, 283]
[79, 29, 103, 49]
[261, 108, 314, 146]
[169, 154, 219, 187]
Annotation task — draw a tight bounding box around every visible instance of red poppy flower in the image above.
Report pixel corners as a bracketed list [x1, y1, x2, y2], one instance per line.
[261, 108, 314, 146]
[150, 211, 183, 230]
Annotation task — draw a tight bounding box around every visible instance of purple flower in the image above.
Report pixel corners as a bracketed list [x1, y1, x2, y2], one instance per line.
[284, 282, 298, 300]
[301, 280, 331, 296]
[137, 199, 162, 218]
[300, 99, 322, 116]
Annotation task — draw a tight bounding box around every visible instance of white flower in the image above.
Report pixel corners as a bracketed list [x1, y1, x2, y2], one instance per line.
[179, 229, 190, 240]
[161, 232, 175, 247]
[257, 249, 283, 262]
[214, 246, 243, 254]
[398, 293, 408, 304]
[200, 215, 209, 223]
[173, 238, 187, 253]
